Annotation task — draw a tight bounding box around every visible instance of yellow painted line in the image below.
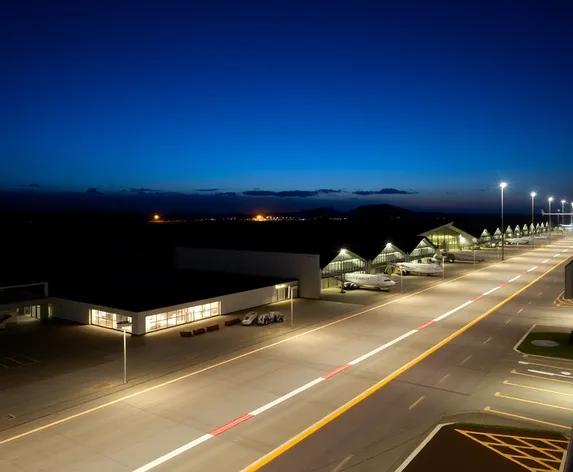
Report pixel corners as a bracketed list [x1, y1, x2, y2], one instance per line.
[241, 253, 571, 471]
[503, 380, 573, 397]
[484, 406, 571, 430]
[511, 370, 573, 385]
[495, 392, 573, 411]
[408, 396, 425, 410]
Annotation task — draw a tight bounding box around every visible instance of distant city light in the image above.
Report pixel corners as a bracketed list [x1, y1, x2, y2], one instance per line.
[254, 214, 265, 221]
[153, 214, 160, 221]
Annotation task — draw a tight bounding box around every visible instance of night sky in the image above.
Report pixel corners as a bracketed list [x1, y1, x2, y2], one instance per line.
[2, 0, 572, 213]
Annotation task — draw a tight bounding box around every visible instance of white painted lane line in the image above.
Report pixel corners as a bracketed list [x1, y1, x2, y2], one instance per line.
[483, 287, 500, 296]
[505, 318, 511, 324]
[330, 454, 353, 472]
[517, 308, 523, 314]
[132, 434, 213, 472]
[527, 369, 573, 379]
[347, 330, 418, 365]
[508, 275, 521, 282]
[461, 355, 472, 365]
[527, 267, 537, 272]
[543, 259, 550, 263]
[249, 378, 325, 416]
[408, 396, 425, 410]
[483, 337, 492, 345]
[433, 301, 473, 322]
[436, 373, 450, 385]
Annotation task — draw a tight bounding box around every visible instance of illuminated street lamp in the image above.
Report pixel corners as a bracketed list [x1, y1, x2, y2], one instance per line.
[500, 182, 507, 261]
[153, 213, 160, 221]
[117, 321, 132, 384]
[548, 197, 554, 233]
[530, 192, 536, 248]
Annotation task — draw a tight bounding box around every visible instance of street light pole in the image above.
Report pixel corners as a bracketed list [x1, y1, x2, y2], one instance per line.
[290, 286, 294, 328]
[117, 321, 131, 384]
[548, 197, 553, 236]
[571, 202, 573, 226]
[530, 192, 536, 248]
[562, 200, 566, 226]
[500, 182, 507, 261]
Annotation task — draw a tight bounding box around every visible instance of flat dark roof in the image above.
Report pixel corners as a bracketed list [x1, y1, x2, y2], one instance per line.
[49, 270, 295, 312]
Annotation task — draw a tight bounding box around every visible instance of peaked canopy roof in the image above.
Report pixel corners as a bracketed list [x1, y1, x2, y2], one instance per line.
[419, 222, 478, 243]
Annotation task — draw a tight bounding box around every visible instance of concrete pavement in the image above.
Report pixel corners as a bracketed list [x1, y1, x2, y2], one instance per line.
[0, 236, 571, 472]
[252, 240, 573, 472]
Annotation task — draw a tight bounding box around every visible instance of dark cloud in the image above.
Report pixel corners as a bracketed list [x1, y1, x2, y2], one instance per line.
[196, 188, 219, 192]
[130, 188, 154, 193]
[29, 183, 41, 188]
[86, 187, 103, 195]
[316, 189, 342, 194]
[352, 188, 418, 196]
[214, 192, 237, 197]
[243, 190, 320, 198]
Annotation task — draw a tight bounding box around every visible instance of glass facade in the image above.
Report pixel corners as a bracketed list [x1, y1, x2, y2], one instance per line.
[372, 249, 405, 267]
[322, 257, 366, 277]
[145, 301, 220, 333]
[91, 309, 132, 332]
[426, 233, 459, 251]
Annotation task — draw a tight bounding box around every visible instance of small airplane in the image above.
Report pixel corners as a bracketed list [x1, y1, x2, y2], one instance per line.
[393, 261, 443, 276]
[341, 272, 396, 290]
[504, 236, 531, 245]
[442, 251, 485, 263]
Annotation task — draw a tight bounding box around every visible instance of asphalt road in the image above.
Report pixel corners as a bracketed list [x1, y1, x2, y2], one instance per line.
[0, 237, 571, 472]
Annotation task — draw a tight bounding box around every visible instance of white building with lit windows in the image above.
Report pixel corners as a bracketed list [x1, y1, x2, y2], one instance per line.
[46, 270, 298, 335]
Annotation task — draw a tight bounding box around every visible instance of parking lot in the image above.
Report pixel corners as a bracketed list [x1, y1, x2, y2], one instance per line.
[484, 345, 573, 432]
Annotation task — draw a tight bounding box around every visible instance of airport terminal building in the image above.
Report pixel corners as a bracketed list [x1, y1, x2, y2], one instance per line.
[0, 218, 561, 335]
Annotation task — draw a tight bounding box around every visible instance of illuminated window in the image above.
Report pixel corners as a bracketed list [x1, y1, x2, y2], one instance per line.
[145, 301, 221, 333]
[91, 309, 132, 332]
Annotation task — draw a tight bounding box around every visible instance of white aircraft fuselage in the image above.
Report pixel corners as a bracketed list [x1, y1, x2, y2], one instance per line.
[504, 237, 531, 245]
[395, 262, 443, 276]
[342, 273, 396, 290]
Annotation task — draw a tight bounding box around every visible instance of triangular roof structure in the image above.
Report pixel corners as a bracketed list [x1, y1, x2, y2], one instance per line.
[514, 225, 521, 233]
[329, 248, 366, 264]
[419, 222, 477, 243]
[522, 224, 528, 231]
[530, 223, 535, 232]
[409, 238, 436, 257]
[372, 242, 407, 259]
[480, 229, 491, 237]
[493, 227, 502, 236]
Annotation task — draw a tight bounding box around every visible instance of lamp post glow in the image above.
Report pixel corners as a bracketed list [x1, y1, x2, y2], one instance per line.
[500, 182, 507, 261]
[548, 197, 554, 234]
[530, 192, 536, 248]
[117, 321, 132, 384]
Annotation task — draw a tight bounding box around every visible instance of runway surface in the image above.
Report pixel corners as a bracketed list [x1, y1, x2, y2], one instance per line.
[0, 237, 572, 472]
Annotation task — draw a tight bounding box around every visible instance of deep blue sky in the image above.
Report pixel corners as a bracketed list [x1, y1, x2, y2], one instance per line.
[1, 0, 572, 213]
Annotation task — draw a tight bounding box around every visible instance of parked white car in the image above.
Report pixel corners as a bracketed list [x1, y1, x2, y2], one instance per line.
[257, 311, 285, 325]
[241, 311, 259, 326]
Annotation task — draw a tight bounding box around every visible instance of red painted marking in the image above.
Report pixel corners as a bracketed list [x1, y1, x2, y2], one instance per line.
[473, 295, 484, 302]
[416, 320, 435, 331]
[210, 414, 253, 436]
[322, 364, 351, 379]
[498, 282, 509, 288]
